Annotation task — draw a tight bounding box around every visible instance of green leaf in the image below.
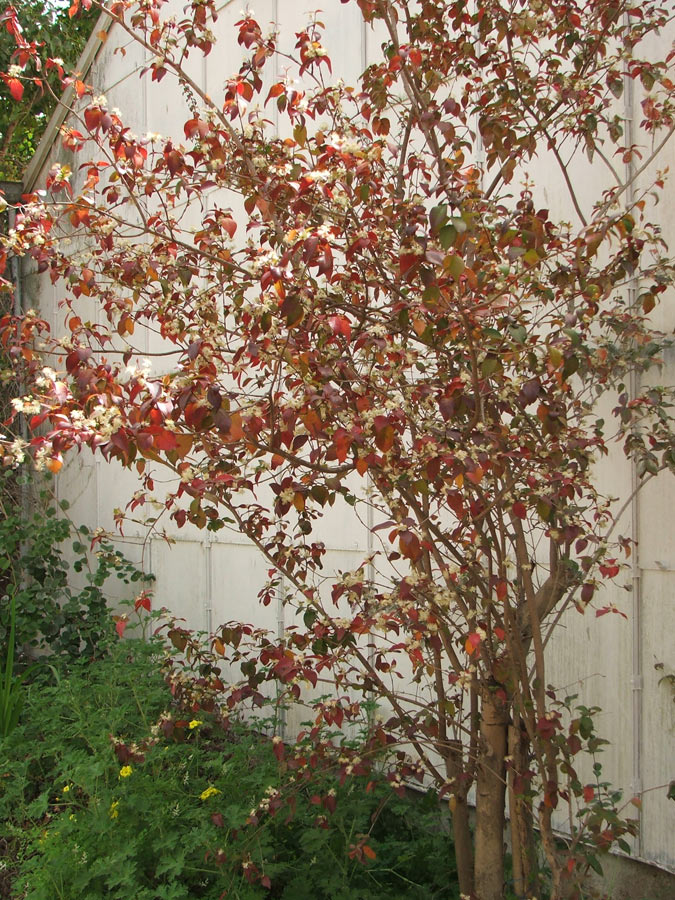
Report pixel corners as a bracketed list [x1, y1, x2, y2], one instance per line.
[587, 854, 604, 876]
[562, 354, 579, 380]
[608, 78, 623, 99]
[445, 254, 465, 280]
[508, 324, 527, 344]
[439, 224, 457, 249]
[429, 204, 447, 233]
[640, 70, 655, 91]
[579, 715, 593, 739]
[563, 327, 581, 347]
[481, 356, 502, 378]
[294, 124, 307, 147]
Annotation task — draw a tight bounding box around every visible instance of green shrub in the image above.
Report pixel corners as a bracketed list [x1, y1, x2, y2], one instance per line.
[0, 468, 152, 663]
[0, 640, 459, 899]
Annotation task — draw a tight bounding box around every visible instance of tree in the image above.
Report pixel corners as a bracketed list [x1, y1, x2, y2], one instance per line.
[2, 1, 675, 897]
[0, 1, 97, 180]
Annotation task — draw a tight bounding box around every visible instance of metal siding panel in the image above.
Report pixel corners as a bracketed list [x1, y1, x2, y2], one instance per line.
[151, 538, 207, 632]
[275, 0, 365, 87]
[638, 571, 675, 870]
[544, 583, 636, 843]
[209, 539, 277, 631]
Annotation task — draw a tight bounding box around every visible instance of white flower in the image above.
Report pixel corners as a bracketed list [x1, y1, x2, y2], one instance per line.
[11, 396, 42, 415]
[7, 64, 23, 78]
[34, 446, 49, 472]
[6, 437, 27, 466]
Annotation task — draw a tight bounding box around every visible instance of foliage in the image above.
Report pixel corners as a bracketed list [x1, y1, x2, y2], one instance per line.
[2, 1, 675, 897]
[0, 467, 152, 662]
[0, 1, 97, 181]
[0, 638, 461, 900]
[0, 590, 35, 739]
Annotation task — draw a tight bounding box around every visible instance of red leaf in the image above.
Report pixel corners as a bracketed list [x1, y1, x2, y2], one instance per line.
[45, 456, 63, 474]
[134, 592, 151, 612]
[399, 252, 420, 278]
[465, 632, 481, 655]
[374, 423, 395, 453]
[165, 149, 183, 175]
[583, 784, 595, 803]
[596, 605, 628, 619]
[84, 105, 101, 131]
[115, 617, 128, 638]
[8, 78, 23, 101]
[266, 82, 285, 102]
[329, 315, 351, 340]
[512, 501, 527, 519]
[536, 716, 558, 740]
[399, 530, 422, 561]
[466, 466, 484, 485]
[221, 217, 237, 238]
[152, 429, 178, 451]
[567, 734, 582, 755]
[599, 560, 620, 578]
[280, 295, 304, 327]
[355, 457, 368, 475]
[580, 583, 594, 604]
[332, 428, 352, 463]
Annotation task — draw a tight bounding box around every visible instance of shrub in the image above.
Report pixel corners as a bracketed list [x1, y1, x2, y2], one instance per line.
[0, 639, 460, 899]
[0, 468, 152, 663]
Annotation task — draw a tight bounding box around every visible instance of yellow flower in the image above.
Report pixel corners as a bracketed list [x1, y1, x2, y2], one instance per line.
[188, 719, 202, 730]
[62, 785, 70, 793]
[119, 766, 133, 778]
[109, 800, 120, 819]
[200, 786, 221, 801]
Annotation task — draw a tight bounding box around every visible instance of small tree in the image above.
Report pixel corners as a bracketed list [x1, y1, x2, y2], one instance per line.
[3, 1, 675, 897]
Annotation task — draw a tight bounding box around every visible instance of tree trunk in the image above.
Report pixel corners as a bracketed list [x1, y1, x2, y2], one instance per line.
[508, 721, 538, 898]
[475, 689, 509, 900]
[446, 739, 474, 896]
[452, 793, 474, 896]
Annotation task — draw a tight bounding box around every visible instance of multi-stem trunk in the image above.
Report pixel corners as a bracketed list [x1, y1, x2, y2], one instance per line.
[445, 738, 474, 896]
[508, 720, 539, 898]
[474, 687, 509, 900]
